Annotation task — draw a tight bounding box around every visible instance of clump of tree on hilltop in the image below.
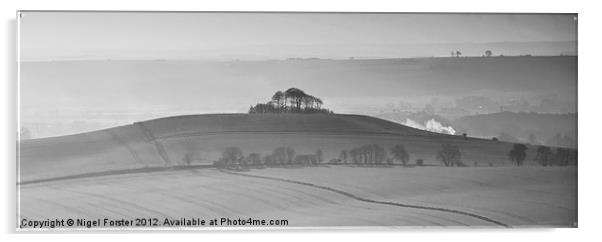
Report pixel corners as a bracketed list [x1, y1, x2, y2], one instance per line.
[249, 88, 334, 114]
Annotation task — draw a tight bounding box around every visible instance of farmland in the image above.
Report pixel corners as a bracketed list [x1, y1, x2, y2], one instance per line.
[19, 166, 576, 227]
[18, 113, 577, 228]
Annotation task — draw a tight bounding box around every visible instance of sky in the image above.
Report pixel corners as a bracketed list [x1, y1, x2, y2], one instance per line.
[19, 12, 577, 60]
[18, 12, 578, 138]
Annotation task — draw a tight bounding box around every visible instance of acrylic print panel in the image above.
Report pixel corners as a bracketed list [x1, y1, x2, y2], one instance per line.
[17, 11, 577, 230]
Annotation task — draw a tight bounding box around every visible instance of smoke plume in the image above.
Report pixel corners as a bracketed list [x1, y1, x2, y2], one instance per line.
[403, 118, 456, 135]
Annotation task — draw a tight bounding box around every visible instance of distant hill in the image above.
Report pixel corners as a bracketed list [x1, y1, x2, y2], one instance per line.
[19, 113, 556, 183]
[451, 112, 577, 148]
[21, 56, 577, 123]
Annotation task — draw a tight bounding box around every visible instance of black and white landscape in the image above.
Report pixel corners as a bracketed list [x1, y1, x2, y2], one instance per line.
[18, 12, 577, 229]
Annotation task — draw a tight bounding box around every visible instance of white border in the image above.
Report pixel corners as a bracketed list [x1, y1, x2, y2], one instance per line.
[2, 0, 601, 241]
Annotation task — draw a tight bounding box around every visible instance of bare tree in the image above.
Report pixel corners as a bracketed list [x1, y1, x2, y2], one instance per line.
[349, 144, 386, 165]
[535, 146, 553, 166]
[508, 144, 528, 166]
[437, 144, 462, 167]
[390, 144, 410, 166]
[272, 147, 286, 165]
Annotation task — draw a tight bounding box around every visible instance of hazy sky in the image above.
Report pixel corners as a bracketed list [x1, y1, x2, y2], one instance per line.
[19, 12, 578, 138]
[20, 12, 577, 60]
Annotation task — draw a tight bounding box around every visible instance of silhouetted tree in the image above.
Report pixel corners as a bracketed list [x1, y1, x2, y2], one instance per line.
[535, 146, 553, 166]
[302, 95, 314, 110]
[390, 144, 410, 166]
[370, 144, 387, 165]
[508, 144, 528, 166]
[272, 91, 285, 110]
[221, 147, 243, 166]
[437, 144, 462, 167]
[349, 144, 386, 165]
[313, 96, 323, 109]
[249, 88, 333, 114]
[248, 103, 279, 114]
[285, 88, 307, 111]
[485, 50, 492, 57]
[272, 147, 286, 165]
[555, 148, 571, 166]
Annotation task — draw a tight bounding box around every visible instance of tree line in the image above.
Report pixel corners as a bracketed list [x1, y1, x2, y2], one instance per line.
[214, 146, 324, 167]
[249, 88, 334, 114]
[335, 144, 411, 165]
[212, 144, 463, 168]
[508, 144, 577, 166]
[202, 142, 576, 169]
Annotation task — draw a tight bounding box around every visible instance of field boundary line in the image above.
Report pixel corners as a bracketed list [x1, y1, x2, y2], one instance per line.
[220, 169, 510, 228]
[134, 122, 173, 165]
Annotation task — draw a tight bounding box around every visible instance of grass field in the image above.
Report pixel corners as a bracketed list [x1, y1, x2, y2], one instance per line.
[19, 166, 576, 228]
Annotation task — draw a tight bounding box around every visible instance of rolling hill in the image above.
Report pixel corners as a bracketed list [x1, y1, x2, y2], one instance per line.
[19, 113, 561, 183]
[18, 113, 577, 228]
